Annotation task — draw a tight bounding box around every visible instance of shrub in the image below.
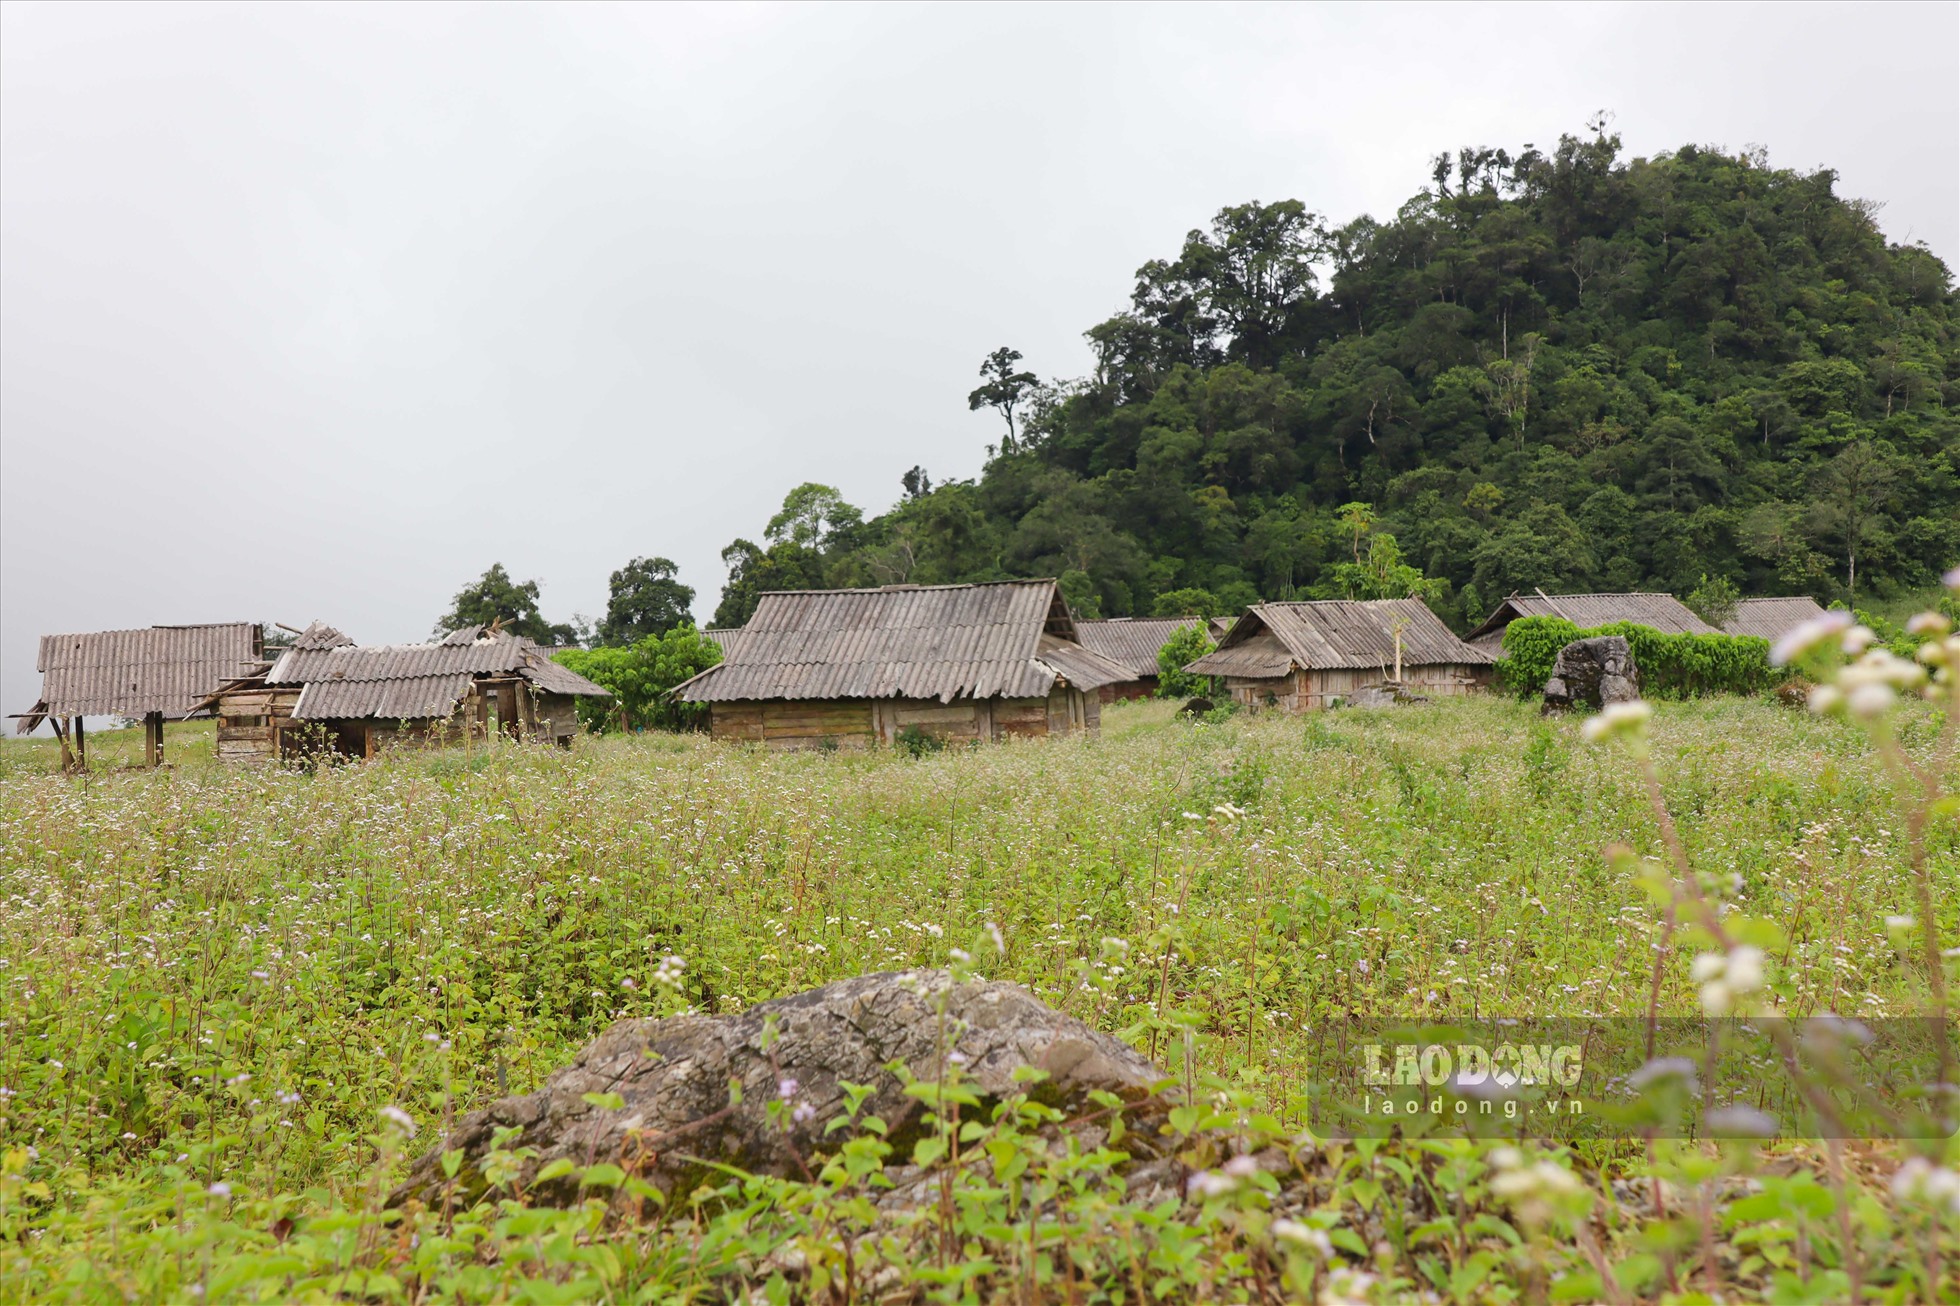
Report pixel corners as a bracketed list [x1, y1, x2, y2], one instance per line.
[1495, 616, 1780, 700]
[554, 625, 722, 732]
[1155, 624, 1217, 699]
[893, 724, 943, 757]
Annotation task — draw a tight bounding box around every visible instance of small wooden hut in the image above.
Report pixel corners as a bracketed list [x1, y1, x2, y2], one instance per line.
[1185, 599, 1491, 711]
[1720, 596, 1828, 641]
[672, 580, 1130, 748]
[200, 622, 609, 762]
[1073, 617, 1203, 702]
[1464, 591, 1715, 655]
[11, 622, 264, 768]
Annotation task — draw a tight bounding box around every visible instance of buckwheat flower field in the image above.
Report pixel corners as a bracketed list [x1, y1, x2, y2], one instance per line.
[1, 694, 1953, 1302]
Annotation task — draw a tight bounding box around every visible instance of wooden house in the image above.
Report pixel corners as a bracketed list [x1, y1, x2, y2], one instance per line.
[11, 622, 265, 768]
[1072, 617, 1204, 702]
[1464, 591, 1715, 655]
[1719, 596, 1827, 641]
[200, 622, 610, 762]
[671, 580, 1131, 749]
[1185, 599, 1492, 711]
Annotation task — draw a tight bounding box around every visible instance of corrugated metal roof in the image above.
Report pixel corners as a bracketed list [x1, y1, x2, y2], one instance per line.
[269, 632, 533, 685]
[1464, 592, 1716, 646]
[15, 623, 263, 730]
[676, 580, 1101, 704]
[1073, 617, 1202, 677]
[525, 655, 611, 697]
[263, 630, 608, 720]
[1032, 635, 1133, 692]
[1722, 596, 1826, 641]
[1187, 599, 1490, 676]
[292, 674, 475, 721]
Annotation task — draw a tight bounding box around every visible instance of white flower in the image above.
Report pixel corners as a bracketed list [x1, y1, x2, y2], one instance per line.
[208, 1181, 232, 1198]
[378, 1105, 417, 1137]
[1885, 915, 1915, 931]
[985, 921, 1005, 954]
[1627, 1057, 1698, 1094]
[1807, 684, 1844, 715]
[1944, 565, 1960, 593]
[1581, 700, 1652, 743]
[1491, 1161, 1582, 1200]
[1906, 612, 1951, 636]
[1707, 1106, 1778, 1137]
[1725, 946, 1765, 994]
[1186, 1169, 1239, 1198]
[1846, 682, 1897, 720]
[1771, 610, 1854, 666]
[1840, 625, 1877, 655]
[1891, 1158, 1960, 1215]
[1692, 946, 1766, 1014]
[1272, 1218, 1332, 1256]
[777, 1077, 799, 1100]
[1222, 1154, 1260, 1179]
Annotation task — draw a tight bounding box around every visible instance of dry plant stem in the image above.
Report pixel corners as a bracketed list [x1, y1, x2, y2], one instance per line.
[1574, 1223, 1627, 1306]
[1874, 729, 1952, 1090]
[1824, 1138, 1863, 1305]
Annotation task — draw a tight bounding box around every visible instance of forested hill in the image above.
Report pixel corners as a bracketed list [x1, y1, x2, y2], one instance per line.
[714, 126, 1959, 630]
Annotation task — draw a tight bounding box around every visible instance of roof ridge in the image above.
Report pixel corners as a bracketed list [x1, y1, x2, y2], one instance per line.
[754, 578, 1057, 597]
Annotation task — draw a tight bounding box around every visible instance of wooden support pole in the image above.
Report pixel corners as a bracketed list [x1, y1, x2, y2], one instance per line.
[73, 715, 86, 768]
[52, 716, 75, 772]
[145, 711, 164, 767]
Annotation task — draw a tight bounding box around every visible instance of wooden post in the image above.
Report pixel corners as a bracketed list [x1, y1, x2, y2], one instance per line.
[52, 717, 75, 772]
[145, 711, 163, 767]
[73, 715, 87, 768]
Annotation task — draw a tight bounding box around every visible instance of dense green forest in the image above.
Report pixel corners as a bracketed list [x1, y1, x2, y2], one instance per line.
[711, 124, 1958, 631]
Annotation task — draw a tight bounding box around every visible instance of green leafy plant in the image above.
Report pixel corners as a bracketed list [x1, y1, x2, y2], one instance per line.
[1155, 623, 1217, 699]
[1496, 615, 1781, 700]
[553, 625, 721, 732]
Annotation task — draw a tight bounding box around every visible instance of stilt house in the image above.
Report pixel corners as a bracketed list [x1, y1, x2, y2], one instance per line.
[1072, 617, 1204, 702]
[11, 622, 265, 768]
[200, 622, 609, 762]
[1185, 599, 1492, 711]
[672, 580, 1130, 748]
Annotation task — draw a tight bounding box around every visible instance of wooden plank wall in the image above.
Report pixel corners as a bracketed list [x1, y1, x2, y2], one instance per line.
[1225, 665, 1491, 712]
[708, 691, 1105, 749]
[216, 688, 301, 762]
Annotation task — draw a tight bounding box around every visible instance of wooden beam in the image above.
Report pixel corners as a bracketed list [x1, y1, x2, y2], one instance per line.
[73, 715, 86, 768]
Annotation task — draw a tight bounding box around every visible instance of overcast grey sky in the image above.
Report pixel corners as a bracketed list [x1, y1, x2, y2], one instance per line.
[4, 1, 1956, 725]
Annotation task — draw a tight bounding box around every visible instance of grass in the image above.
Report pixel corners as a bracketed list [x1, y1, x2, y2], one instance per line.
[0, 693, 1954, 1302]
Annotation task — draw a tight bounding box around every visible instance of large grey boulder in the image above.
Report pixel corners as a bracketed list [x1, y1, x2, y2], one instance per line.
[391, 970, 1165, 1209]
[1542, 635, 1640, 712]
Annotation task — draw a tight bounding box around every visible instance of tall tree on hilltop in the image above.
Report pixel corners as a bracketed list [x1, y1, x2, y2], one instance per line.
[433, 564, 575, 645]
[968, 348, 1040, 447]
[598, 557, 695, 646]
